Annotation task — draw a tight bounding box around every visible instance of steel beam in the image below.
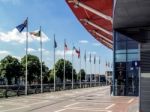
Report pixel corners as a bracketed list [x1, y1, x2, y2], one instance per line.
[81, 19, 112, 36]
[68, 0, 113, 23]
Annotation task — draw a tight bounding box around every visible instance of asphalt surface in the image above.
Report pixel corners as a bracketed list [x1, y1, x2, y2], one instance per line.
[0, 86, 138, 112]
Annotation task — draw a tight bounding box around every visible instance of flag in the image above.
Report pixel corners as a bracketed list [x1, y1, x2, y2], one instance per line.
[30, 30, 41, 37]
[64, 41, 69, 51]
[84, 50, 86, 62]
[16, 18, 28, 32]
[54, 36, 57, 48]
[89, 53, 91, 63]
[76, 48, 80, 58]
[73, 46, 80, 58]
[94, 55, 96, 64]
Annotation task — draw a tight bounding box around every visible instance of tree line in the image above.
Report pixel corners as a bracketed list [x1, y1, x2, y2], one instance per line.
[0, 54, 85, 85]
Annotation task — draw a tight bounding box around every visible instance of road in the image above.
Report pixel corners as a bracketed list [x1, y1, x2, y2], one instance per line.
[0, 86, 138, 112]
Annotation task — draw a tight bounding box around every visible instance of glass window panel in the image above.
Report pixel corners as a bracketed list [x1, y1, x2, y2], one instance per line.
[115, 54, 126, 62]
[127, 41, 138, 49]
[116, 41, 126, 50]
[127, 49, 139, 53]
[116, 32, 127, 42]
[127, 53, 139, 62]
[116, 50, 126, 54]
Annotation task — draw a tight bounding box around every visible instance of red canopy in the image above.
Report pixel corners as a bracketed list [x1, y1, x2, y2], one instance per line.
[66, 0, 113, 49]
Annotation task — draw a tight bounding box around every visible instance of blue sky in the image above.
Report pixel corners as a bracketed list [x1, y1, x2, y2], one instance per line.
[0, 0, 112, 74]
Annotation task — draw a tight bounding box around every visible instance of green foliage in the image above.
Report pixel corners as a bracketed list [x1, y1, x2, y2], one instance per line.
[49, 69, 54, 83]
[0, 55, 23, 85]
[21, 54, 49, 84]
[78, 69, 86, 81]
[51, 59, 77, 82]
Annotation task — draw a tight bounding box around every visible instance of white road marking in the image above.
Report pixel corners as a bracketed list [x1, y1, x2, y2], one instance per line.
[54, 108, 66, 112]
[29, 101, 49, 106]
[105, 104, 115, 110]
[67, 107, 110, 112]
[0, 106, 29, 112]
[64, 102, 79, 108]
[128, 98, 134, 104]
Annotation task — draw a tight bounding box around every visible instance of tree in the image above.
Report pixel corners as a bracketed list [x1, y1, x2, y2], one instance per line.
[52, 59, 77, 82]
[42, 63, 49, 84]
[49, 69, 54, 83]
[21, 54, 44, 84]
[0, 55, 23, 85]
[78, 69, 86, 81]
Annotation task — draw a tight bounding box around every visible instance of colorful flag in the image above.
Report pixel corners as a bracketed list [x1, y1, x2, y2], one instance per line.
[54, 36, 57, 48]
[30, 30, 41, 37]
[64, 41, 69, 51]
[73, 46, 80, 58]
[76, 48, 80, 58]
[16, 18, 28, 32]
[84, 50, 86, 62]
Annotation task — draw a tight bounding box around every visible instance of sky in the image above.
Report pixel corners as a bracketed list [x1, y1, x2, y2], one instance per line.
[0, 0, 112, 74]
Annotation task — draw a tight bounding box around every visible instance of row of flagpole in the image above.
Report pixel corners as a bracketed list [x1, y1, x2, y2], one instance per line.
[16, 18, 112, 95]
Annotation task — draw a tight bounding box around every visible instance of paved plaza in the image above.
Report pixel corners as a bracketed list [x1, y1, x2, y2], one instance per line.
[0, 86, 138, 112]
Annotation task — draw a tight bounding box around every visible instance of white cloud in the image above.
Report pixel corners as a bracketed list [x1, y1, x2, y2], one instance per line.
[92, 43, 101, 46]
[0, 50, 10, 60]
[31, 30, 50, 42]
[28, 48, 37, 53]
[0, 50, 10, 55]
[0, 29, 49, 44]
[56, 50, 74, 56]
[25, 48, 50, 55]
[79, 40, 88, 44]
[12, 55, 21, 60]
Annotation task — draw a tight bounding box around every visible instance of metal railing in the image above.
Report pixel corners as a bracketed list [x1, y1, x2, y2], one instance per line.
[0, 82, 107, 98]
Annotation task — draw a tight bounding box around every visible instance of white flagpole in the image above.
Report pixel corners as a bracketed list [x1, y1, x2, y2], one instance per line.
[25, 17, 28, 95]
[72, 46, 74, 89]
[84, 50, 86, 85]
[54, 34, 56, 91]
[106, 61, 107, 86]
[79, 48, 81, 88]
[95, 56, 96, 86]
[99, 56, 100, 86]
[90, 54, 92, 87]
[63, 39, 66, 90]
[40, 26, 43, 93]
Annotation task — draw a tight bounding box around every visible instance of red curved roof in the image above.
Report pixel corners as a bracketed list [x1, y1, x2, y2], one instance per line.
[66, 0, 113, 49]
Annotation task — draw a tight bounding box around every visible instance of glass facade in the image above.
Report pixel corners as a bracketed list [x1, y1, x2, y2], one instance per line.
[114, 31, 140, 96]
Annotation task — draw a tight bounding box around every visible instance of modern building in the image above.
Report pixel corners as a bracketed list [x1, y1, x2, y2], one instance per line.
[66, 0, 150, 111]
